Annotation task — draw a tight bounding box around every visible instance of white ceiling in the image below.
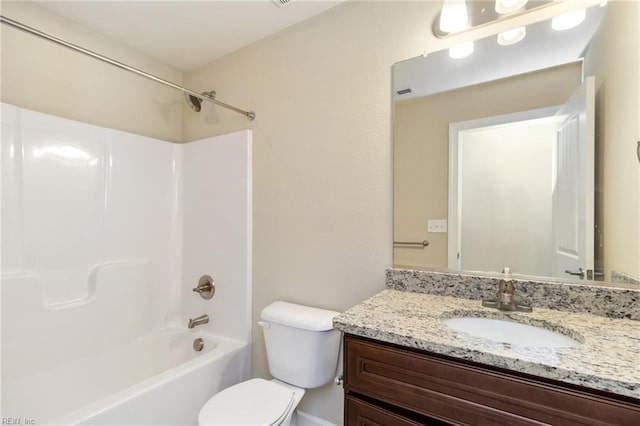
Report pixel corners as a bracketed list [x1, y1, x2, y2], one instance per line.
[36, 0, 344, 71]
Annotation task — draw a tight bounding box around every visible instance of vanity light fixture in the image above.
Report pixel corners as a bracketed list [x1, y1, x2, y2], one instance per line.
[435, 0, 602, 39]
[497, 26, 526, 45]
[449, 41, 474, 59]
[436, 0, 600, 60]
[439, 0, 469, 33]
[551, 8, 586, 30]
[495, 0, 528, 15]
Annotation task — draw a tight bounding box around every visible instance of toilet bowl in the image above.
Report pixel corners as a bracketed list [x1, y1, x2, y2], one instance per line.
[197, 301, 341, 426]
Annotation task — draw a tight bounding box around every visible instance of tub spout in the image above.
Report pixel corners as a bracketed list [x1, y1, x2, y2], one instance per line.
[188, 314, 209, 329]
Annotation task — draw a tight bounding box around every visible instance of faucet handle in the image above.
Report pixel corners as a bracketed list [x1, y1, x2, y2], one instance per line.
[483, 277, 533, 312]
[498, 279, 515, 303]
[192, 275, 215, 300]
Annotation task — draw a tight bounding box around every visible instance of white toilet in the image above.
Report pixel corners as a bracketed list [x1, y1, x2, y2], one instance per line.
[198, 301, 341, 426]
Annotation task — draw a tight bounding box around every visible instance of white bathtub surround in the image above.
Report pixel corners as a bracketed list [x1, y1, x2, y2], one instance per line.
[0, 103, 252, 424]
[181, 132, 253, 344]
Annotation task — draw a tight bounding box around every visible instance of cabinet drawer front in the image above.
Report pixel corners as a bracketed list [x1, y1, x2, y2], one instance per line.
[345, 336, 640, 426]
[346, 395, 426, 426]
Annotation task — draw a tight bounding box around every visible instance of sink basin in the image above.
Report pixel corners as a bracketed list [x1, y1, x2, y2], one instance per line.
[442, 317, 580, 348]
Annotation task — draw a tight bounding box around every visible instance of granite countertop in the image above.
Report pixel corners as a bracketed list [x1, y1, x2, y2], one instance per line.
[333, 289, 640, 399]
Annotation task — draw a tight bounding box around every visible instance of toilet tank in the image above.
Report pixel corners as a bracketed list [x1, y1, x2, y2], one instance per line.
[259, 301, 341, 389]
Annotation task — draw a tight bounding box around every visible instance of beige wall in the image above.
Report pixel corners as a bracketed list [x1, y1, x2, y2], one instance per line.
[584, 1, 640, 282]
[0, 1, 182, 142]
[182, 1, 453, 423]
[394, 63, 582, 269]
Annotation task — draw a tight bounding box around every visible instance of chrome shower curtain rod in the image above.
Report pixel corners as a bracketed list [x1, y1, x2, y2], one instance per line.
[0, 15, 256, 121]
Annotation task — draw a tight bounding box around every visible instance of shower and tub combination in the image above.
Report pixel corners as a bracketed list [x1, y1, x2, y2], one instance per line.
[1, 15, 255, 426]
[1, 104, 253, 425]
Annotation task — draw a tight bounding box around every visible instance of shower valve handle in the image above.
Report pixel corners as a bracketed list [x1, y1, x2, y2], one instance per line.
[192, 275, 215, 300]
[192, 285, 211, 293]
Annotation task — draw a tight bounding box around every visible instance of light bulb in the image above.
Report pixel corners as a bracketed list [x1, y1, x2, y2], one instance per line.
[449, 41, 474, 59]
[439, 0, 469, 33]
[497, 26, 526, 45]
[552, 9, 586, 31]
[495, 0, 528, 15]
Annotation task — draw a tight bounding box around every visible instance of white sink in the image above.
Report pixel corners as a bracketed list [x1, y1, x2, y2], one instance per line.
[442, 317, 580, 348]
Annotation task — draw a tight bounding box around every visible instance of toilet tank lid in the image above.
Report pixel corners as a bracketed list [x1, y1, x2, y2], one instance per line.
[260, 301, 340, 331]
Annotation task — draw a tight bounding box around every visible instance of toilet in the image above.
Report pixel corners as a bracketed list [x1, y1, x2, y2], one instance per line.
[198, 301, 341, 426]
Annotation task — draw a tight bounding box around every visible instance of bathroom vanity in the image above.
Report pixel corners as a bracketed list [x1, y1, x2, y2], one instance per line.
[334, 270, 640, 425]
[343, 335, 639, 425]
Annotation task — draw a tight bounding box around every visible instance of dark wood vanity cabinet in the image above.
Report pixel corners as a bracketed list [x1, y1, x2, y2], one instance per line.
[343, 334, 640, 426]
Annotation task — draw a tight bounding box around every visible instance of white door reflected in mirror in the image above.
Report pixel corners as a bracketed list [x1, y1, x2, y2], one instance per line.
[446, 77, 595, 280]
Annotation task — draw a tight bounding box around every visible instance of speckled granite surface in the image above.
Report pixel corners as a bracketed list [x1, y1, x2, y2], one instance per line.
[612, 270, 640, 286]
[387, 268, 640, 320]
[334, 289, 640, 399]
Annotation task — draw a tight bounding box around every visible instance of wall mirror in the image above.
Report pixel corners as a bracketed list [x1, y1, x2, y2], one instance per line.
[393, 1, 639, 285]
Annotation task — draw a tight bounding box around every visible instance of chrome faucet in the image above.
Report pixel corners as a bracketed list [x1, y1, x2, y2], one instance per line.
[188, 314, 209, 329]
[482, 273, 532, 313]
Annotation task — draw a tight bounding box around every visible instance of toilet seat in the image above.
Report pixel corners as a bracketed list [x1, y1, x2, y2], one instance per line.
[198, 378, 295, 426]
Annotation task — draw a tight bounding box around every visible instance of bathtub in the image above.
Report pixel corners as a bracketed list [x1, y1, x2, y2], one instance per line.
[2, 329, 249, 425]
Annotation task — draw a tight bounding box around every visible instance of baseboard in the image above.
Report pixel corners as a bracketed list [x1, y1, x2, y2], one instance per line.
[295, 410, 337, 426]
